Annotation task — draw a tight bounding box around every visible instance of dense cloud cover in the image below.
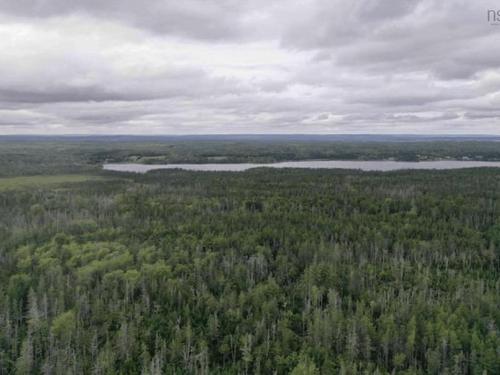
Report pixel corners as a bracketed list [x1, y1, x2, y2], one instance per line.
[0, 0, 499, 134]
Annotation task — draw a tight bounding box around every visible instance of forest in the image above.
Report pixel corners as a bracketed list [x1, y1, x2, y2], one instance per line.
[4, 138, 500, 177]
[0, 139, 499, 374]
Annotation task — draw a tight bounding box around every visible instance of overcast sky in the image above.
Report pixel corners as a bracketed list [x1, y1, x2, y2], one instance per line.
[1, 0, 499, 135]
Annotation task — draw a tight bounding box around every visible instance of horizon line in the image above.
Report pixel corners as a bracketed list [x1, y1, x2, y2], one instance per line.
[2, 133, 500, 137]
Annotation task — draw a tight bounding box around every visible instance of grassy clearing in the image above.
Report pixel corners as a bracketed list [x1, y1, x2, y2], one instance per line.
[0, 174, 107, 191]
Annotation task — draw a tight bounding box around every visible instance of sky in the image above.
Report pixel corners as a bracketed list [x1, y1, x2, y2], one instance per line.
[0, 0, 500, 135]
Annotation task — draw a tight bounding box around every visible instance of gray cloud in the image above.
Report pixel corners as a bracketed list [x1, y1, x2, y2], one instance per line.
[0, 70, 243, 104]
[0, 0, 248, 39]
[0, 0, 499, 134]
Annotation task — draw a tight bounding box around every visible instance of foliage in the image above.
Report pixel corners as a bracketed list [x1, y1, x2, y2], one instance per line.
[0, 144, 499, 374]
[3, 138, 500, 177]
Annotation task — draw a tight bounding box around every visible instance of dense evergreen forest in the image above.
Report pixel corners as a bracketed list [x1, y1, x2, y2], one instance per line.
[0, 140, 499, 374]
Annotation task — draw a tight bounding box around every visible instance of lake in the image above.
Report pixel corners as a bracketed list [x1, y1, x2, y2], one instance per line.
[103, 160, 500, 173]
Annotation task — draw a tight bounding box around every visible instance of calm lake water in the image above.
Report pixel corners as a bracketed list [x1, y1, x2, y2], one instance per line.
[103, 160, 500, 173]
